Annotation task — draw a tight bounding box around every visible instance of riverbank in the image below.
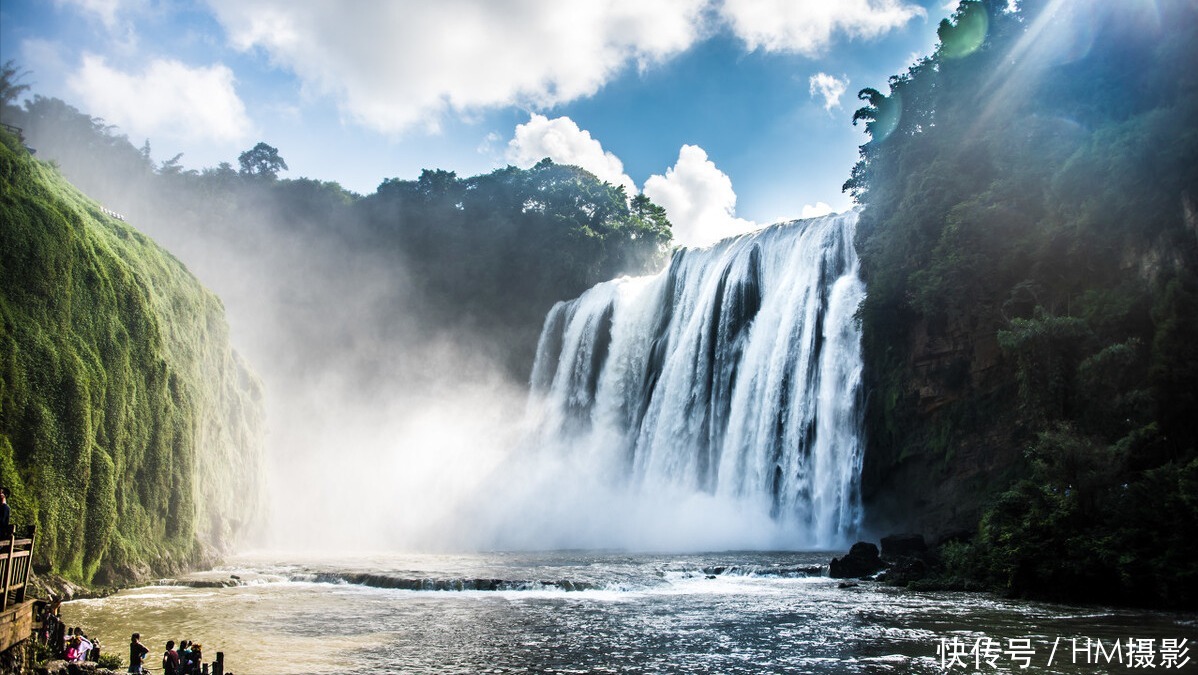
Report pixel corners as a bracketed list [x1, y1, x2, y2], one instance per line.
[29, 574, 116, 604]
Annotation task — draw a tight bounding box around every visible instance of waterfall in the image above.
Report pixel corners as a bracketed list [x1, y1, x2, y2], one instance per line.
[525, 211, 865, 549]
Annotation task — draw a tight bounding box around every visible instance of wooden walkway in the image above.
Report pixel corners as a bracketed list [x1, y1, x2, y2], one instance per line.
[0, 527, 36, 653]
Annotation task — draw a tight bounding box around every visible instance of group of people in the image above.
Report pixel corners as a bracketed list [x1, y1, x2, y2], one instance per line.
[33, 601, 95, 665]
[128, 632, 218, 675]
[63, 626, 101, 662]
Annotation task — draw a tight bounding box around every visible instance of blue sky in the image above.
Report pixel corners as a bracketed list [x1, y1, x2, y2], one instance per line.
[0, 0, 956, 246]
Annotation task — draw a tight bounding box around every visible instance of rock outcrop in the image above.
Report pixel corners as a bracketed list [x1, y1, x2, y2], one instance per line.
[829, 542, 886, 579]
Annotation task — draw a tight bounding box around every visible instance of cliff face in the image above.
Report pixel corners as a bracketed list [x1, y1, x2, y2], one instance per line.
[0, 131, 264, 584]
[850, 0, 1198, 606]
[859, 311, 1017, 540]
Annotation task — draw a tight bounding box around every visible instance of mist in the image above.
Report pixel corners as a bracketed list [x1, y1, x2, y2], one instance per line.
[102, 174, 540, 552]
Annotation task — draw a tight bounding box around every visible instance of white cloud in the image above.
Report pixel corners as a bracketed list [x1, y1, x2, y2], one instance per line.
[506, 114, 637, 196]
[55, 0, 124, 28]
[194, 1, 924, 135]
[643, 145, 758, 249]
[721, 0, 925, 55]
[809, 72, 848, 112]
[205, 0, 708, 135]
[67, 55, 252, 144]
[801, 201, 834, 218]
[55, 0, 145, 48]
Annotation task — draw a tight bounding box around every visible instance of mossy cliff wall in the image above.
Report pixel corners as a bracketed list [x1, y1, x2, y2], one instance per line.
[0, 131, 264, 585]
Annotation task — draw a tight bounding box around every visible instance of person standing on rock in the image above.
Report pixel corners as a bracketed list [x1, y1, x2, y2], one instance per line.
[128, 633, 149, 674]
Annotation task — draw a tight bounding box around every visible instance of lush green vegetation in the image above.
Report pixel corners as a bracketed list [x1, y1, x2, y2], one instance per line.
[850, 0, 1198, 607]
[0, 129, 265, 585]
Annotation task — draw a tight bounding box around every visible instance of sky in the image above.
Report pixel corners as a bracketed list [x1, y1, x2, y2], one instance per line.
[0, 0, 957, 247]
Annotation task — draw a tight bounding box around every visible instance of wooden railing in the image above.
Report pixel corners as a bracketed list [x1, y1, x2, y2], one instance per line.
[0, 122, 23, 140]
[0, 525, 36, 612]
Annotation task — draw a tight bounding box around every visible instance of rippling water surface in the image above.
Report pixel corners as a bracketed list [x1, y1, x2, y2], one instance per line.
[61, 552, 1193, 674]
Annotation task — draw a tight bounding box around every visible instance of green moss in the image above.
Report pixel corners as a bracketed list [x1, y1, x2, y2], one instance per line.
[0, 132, 264, 584]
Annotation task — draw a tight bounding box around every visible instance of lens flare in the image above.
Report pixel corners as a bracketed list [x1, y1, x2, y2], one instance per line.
[938, 2, 989, 60]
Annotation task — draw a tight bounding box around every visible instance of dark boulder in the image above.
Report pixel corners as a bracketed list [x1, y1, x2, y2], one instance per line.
[876, 556, 929, 585]
[880, 533, 927, 561]
[829, 541, 885, 578]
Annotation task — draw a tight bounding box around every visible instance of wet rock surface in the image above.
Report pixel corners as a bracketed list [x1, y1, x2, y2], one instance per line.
[880, 533, 927, 561]
[829, 542, 886, 579]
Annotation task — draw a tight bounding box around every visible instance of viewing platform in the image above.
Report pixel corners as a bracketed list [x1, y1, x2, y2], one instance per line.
[0, 526, 37, 653]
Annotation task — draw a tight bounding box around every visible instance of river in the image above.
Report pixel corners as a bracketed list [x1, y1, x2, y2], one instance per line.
[60, 551, 1194, 674]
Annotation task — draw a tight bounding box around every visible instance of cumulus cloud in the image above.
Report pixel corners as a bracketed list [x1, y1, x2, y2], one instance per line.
[643, 145, 758, 249]
[506, 114, 637, 196]
[68, 55, 252, 144]
[801, 201, 835, 218]
[721, 0, 925, 55]
[205, 0, 707, 134]
[809, 72, 848, 112]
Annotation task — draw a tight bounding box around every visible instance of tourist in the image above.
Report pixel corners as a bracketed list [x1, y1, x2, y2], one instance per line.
[76, 632, 93, 662]
[180, 640, 193, 672]
[128, 633, 149, 674]
[0, 487, 10, 538]
[190, 643, 203, 673]
[162, 639, 180, 675]
[63, 636, 80, 661]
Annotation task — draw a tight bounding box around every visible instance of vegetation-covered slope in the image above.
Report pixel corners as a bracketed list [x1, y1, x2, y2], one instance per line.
[0, 129, 265, 585]
[850, 0, 1198, 606]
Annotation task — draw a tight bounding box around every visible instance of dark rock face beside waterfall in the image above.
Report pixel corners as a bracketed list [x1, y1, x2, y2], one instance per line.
[880, 534, 927, 561]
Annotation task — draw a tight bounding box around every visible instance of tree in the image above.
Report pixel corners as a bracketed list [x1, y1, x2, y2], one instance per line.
[238, 142, 288, 179]
[630, 193, 672, 241]
[850, 87, 901, 142]
[0, 60, 30, 119]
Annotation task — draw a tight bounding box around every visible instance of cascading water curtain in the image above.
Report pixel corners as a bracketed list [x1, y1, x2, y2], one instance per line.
[528, 211, 866, 548]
